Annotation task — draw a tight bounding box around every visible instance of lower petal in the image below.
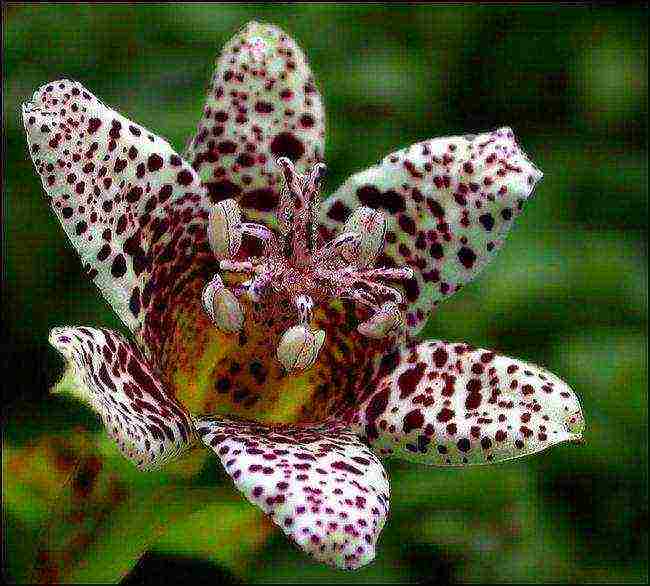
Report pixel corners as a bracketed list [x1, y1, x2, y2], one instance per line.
[345, 340, 585, 465]
[194, 417, 390, 570]
[49, 326, 194, 469]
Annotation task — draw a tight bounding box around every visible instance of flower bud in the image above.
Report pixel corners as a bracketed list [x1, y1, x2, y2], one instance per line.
[277, 325, 326, 372]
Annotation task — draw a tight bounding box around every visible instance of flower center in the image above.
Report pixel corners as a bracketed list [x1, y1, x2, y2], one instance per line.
[203, 158, 413, 372]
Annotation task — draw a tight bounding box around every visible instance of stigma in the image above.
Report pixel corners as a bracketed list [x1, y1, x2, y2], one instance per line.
[202, 158, 413, 373]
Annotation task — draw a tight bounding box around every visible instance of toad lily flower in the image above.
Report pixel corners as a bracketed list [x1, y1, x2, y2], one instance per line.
[23, 22, 585, 571]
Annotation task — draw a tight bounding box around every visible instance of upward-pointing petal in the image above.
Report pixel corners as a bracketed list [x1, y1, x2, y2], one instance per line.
[185, 21, 325, 227]
[23, 80, 213, 355]
[320, 128, 543, 335]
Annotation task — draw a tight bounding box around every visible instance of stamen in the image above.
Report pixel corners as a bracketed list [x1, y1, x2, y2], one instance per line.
[342, 206, 387, 268]
[295, 294, 314, 324]
[208, 199, 242, 260]
[204, 158, 414, 372]
[202, 275, 244, 332]
[277, 325, 326, 372]
[357, 302, 404, 338]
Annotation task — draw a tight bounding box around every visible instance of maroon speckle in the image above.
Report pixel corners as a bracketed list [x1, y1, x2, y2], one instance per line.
[270, 132, 305, 161]
[147, 153, 164, 172]
[177, 170, 193, 186]
[254, 101, 274, 114]
[437, 408, 455, 423]
[206, 180, 242, 203]
[397, 363, 427, 399]
[457, 438, 471, 453]
[403, 409, 424, 433]
[432, 347, 448, 368]
[457, 246, 477, 269]
[217, 140, 237, 154]
[110, 254, 127, 278]
[365, 389, 390, 441]
[87, 118, 101, 133]
[357, 185, 406, 214]
[241, 188, 279, 211]
[299, 113, 315, 128]
[327, 200, 350, 222]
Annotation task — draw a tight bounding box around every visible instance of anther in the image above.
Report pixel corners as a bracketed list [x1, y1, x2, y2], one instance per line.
[277, 325, 326, 372]
[342, 206, 387, 268]
[208, 199, 243, 260]
[357, 301, 404, 338]
[202, 275, 244, 332]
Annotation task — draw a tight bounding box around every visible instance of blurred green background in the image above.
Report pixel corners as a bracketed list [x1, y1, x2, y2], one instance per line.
[2, 3, 647, 584]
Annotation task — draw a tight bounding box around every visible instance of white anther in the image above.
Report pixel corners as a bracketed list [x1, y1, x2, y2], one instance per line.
[208, 199, 242, 259]
[295, 294, 314, 324]
[357, 302, 404, 339]
[277, 325, 326, 372]
[343, 206, 387, 268]
[202, 275, 244, 333]
[316, 231, 362, 263]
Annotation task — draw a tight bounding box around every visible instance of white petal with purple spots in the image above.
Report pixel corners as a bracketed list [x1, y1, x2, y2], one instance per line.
[49, 326, 194, 470]
[23, 80, 212, 354]
[195, 417, 390, 570]
[346, 340, 584, 466]
[321, 128, 543, 334]
[185, 21, 325, 226]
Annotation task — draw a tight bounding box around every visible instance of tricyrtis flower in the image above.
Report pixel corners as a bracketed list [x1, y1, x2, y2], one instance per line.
[23, 21, 585, 571]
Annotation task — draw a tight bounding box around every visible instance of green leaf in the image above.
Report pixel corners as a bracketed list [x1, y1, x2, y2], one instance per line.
[4, 433, 216, 584]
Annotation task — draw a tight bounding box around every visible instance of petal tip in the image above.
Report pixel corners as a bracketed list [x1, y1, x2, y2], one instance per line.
[565, 407, 586, 438]
[240, 20, 280, 35]
[48, 326, 72, 355]
[501, 126, 544, 194]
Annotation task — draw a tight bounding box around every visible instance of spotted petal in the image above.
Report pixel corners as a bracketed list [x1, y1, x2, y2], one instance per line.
[321, 128, 543, 334]
[345, 340, 584, 465]
[185, 21, 325, 225]
[49, 326, 194, 470]
[23, 80, 212, 353]
[195, 417, 390, 570]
